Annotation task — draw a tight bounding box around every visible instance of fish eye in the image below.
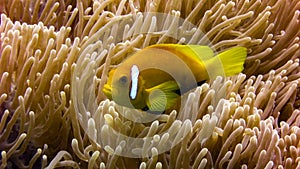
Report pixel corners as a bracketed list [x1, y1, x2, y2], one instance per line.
[119, 76, 128, 85]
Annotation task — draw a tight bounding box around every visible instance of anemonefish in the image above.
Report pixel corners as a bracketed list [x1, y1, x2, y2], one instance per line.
[103, 44, 247, 113]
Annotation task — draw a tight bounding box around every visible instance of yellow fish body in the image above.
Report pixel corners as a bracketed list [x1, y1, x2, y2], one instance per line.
[103, 44, 247, 113]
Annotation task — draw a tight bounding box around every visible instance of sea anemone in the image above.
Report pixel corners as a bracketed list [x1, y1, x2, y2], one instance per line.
[1, 0, 300, 168]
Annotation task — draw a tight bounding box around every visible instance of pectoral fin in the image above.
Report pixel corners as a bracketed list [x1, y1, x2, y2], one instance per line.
[146, 81, 179, 112]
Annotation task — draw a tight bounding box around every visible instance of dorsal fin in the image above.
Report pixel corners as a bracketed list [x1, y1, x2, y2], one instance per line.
[148, 44, 214, 63]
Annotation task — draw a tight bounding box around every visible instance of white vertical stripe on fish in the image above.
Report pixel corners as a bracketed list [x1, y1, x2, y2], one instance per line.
[130, 65, 139, 99]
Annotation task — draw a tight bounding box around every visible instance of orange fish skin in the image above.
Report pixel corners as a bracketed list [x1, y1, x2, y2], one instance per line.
[103, 44, 247, 112]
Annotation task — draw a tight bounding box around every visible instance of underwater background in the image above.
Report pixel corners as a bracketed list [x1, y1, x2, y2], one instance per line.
[0, 0, 300, 168]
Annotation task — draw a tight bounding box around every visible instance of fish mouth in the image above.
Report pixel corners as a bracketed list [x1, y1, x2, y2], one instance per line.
[103, 84, 112, 99]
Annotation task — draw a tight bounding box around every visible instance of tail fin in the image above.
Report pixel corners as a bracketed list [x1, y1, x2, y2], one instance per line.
[215, 47, 247, 76]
